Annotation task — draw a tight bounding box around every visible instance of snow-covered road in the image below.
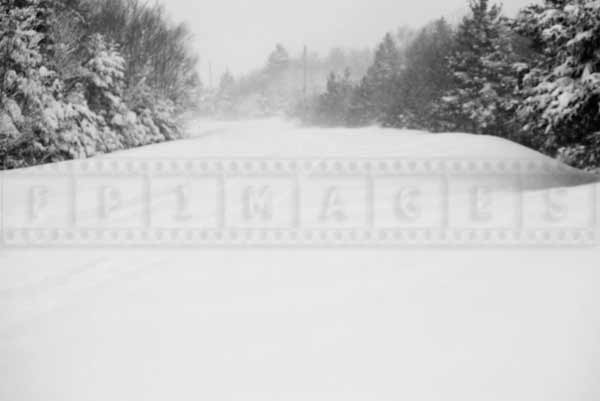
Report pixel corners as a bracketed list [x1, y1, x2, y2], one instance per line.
[1, 119, 599, 401]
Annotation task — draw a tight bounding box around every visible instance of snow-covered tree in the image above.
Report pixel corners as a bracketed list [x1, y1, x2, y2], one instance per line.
[83, 34, 178, 147]
[385, 18, 455, 130]
[82, 34, 125, 115]
[514, 0, 600, 168]
[213, 70, 237, 118]
[0, 0, 76, 165]
[313, 69, 355, 126]
[266, 44, 291, 74]
[86, 0, 201, 111]
[350, 33, 402, 124]
[0, 0, 196, 169]
[440, 0, 521, 136]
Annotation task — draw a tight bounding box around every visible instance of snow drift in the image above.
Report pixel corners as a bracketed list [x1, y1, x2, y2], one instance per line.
[0, 119, 599, 401]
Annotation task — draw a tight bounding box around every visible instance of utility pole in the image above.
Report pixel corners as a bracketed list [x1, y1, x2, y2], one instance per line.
[302, 45, 307, 117]
[208, 61, 215, 115]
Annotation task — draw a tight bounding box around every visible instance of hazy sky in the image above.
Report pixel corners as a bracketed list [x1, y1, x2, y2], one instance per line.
[163, 0, 535, 84]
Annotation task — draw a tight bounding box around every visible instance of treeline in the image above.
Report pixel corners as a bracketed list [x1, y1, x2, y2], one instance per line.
[202, 44, 372, 119]
[0, 0, 201, 169]
[301, 0, 600, 170]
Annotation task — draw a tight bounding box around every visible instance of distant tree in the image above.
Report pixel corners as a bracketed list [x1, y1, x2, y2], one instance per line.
[266, 44, 291, 74]
[200, 43, 373, 120]
[327, 47, 347, 73]
[396, 25, 417, 52]
[350, 33, 402, 125]
[346, 83, 375, 126]
[219, 70, 236, 93]
[385, 18, 455, 129]
[313, 69, 355, 126]
[214, 70, 237, 117]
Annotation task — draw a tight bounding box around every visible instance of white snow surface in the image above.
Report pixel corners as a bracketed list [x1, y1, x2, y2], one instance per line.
[1, 118, 600, 401]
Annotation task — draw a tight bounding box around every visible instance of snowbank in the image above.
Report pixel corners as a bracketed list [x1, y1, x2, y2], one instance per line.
[0, 119, 599, 401]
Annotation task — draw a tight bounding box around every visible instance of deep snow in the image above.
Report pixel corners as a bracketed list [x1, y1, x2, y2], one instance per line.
[0, 119, 599, 401]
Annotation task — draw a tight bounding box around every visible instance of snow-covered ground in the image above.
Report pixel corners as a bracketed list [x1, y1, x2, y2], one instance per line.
[1, 119, 599, 401]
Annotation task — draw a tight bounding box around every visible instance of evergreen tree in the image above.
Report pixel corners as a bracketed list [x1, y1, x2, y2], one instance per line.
[86, 0, 201, 111]
[1, 0, 194, 169]
[439, 0, 521, 136]
[514, 0, 600, 168]
[350, 33, 401, 125]
[0, 0, 71, 165]
[385, 18, 455, 129]
[346, 82, 374, 126]
[314, 68, 354, 126]
[215, 70, 237, 117]
[266, 44, 291, 75]
[83, 34, 125, 115]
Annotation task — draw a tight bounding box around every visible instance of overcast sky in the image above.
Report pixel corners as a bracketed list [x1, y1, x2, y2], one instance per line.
[163, 0, 535, 84]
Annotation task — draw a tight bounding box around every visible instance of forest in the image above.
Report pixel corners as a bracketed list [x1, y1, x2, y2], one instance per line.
[202, 44, 373, 119]
[298, 0, 600, 170]
[3, 0, 600, 171]
[208, 0, 600, 171]
[0, 0, 201, 169]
